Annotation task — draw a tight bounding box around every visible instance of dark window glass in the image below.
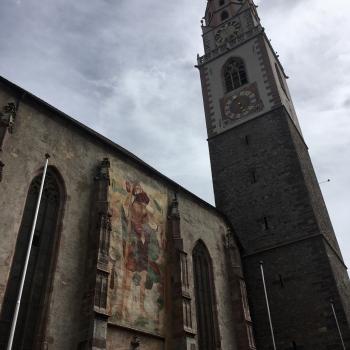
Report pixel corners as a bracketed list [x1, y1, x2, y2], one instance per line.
[223, 58, 248, 93]
[221, 11, 229, 21]
[279, 274, 285, 288]
[0, 171, 62, 350]
[263, 217, 269, 230]
[193, 241, 219, 350]
[251, 170, 257, 184]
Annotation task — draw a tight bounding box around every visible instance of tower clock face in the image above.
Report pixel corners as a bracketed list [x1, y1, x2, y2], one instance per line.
[224, 91, 256, 120]
[215, 20, 241, 45]
[221, 85, 263, 121]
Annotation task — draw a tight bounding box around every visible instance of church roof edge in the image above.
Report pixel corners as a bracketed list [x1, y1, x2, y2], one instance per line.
[0, 74, 221, 216]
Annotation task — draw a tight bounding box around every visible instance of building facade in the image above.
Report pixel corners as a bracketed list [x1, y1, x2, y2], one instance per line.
[0, 80, 252, 349]
[0, 0, 349, 350]
[197, 0, 350, 349]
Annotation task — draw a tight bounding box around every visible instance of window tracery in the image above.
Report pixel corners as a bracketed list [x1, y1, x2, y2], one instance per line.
[223, 57, 248, 93]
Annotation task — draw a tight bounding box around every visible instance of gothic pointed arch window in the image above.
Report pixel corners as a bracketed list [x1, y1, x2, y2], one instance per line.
[223, 57, 248, 93]
[193, 240, 220, 350]
[0, 168, 64, 350]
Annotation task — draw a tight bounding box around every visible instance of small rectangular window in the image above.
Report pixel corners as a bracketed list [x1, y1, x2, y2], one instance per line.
[251, 170, 257, 184]
[263, 217, 269, 230]
[278, 274, 284, 288]
[33, 234, 40, 247]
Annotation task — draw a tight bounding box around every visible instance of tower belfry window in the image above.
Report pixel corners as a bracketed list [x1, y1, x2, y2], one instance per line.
[223, 58, 248, 93]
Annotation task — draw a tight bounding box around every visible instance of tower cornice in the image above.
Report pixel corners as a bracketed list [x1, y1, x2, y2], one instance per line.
[197, 26, 263, 67]
[197, 28, 287, 81]
[202, 7, 255, 35]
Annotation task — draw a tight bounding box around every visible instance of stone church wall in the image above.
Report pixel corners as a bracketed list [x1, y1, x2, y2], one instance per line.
[177, 191, 239, 350]
[0, 84, 113, 348]
[0, 80, 244, 349]
[106, 326, 164, 350]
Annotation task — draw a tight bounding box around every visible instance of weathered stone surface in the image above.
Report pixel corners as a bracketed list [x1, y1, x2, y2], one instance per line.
[0, 78, 247, 349]
[209, 107, 350, 349]
[177, 191, 241, 350]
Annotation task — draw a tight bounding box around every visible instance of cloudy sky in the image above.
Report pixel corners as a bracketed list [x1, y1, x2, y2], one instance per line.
[0, 0, 349, 266]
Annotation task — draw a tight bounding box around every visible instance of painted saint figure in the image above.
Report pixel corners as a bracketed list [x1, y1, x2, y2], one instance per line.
[119, 181, 163, 325]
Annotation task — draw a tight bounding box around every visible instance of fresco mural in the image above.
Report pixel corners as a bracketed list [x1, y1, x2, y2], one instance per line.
[108, 168, 167, 336]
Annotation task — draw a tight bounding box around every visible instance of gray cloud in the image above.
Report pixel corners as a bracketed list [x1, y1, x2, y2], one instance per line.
[0, 0, 349, 266]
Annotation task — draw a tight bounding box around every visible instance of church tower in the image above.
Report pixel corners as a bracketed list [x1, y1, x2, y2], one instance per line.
[197, 1, 350, 349]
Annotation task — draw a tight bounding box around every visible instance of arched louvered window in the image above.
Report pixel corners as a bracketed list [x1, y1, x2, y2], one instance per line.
[0, 170, 64, 350]
[223, 57, 248, 93]
[193, 241, 219, 350]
